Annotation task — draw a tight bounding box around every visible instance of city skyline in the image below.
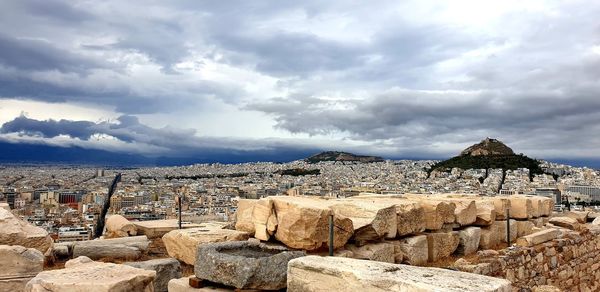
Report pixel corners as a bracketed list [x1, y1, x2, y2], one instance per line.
[1, 1, 600, 166]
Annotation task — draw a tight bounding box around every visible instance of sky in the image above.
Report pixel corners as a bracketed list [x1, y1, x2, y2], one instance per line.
[1, 0, 600, 165]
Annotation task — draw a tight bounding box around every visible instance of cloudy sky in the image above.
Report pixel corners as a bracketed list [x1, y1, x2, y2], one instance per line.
[1, 0, 599, 164]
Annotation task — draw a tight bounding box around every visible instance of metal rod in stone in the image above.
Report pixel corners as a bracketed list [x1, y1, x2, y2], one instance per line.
[506, 208, 511, 245]
[328, 214, 334, 256]
[177, 195, 182, 229]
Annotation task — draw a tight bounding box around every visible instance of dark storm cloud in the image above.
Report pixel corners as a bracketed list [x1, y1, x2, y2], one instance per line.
[1, 0, 600, 161]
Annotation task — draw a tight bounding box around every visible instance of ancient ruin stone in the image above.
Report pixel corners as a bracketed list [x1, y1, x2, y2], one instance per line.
[457, 227, 481, 255]
[0, 245, 44, 292]
[473, 200, 497, 226]
[125, 258, 182, 292]
[252, 198, 275, 241]
[548, 217, 580, 230]
[328, 200, 397, 242]
[163, 223, 249, 265]
[395, 234, 429, 266]
[563, 211, 588, 223]
[353, 195, 426, 236]
[496, 219, 517, 243]
[287, 256, 512, 292]
[404, 195, 456, 230]
[491, 197, 511, 220]
[26, 258, 156, 292]
[195, 241, 305, 290]
[234, 199, 256, 235]
[72, 235, 150, 261]
[271, 196, 353, 250]
[0, 208, 52, 253]
[508, 196, 533, 219]
[426, 231, 460, 262]
[133, 219, 206, 239]
[516, 228, 559, 247]
[516, 220, 535, 238]
[479, 223, 501, 249]
[345, 242, 395, 263]
[105, 215, 137, 238]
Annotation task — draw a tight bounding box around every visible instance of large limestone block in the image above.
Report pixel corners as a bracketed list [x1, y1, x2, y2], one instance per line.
[507, 196, 533, 219]
[394, 235, 428, 266]
[352, 196, 426, 236]
[496, 220, 517, 243]
[234, 199, 256, 235]
[516, 220, 535, 238]
[403, 196, 455, 231]
[473, 200, 497, 226]
[0, 245, 44, 292]
[563, 211, 588, 223]
[0, 208, 52, 253]
[72, 235, 150, 261]
[125, 258, 181, 292]
[346, 242, 395, 263]
[548, 217, 580, 230]
[105, 215, 137, 238]
[252, 198, 276, 241]
[133, 219, 206, 239]
[271, 196, 353, 250]
[592, 216, 600, 225]
[25, 258, 156, 292]
[163, 223, 249, 265]
[538, 197, 554, 216]
[492, 197, 511, 220]
[479, 224, 501, 250]
[516, 229, 559, 247]
[426, 231, 460, 262]
[329, 200, 397, 242]
[0, 203, 9, 211]
[457, 227, 481, 255]
[287, 256, 512, 292]
[195, 241, 305, 290]
[437, 198, 478, 226]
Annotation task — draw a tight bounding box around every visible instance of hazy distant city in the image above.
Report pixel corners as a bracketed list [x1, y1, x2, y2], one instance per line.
[2, 154, 599, 242]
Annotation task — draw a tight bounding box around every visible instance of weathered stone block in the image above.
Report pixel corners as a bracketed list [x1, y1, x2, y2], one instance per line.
[457, 227, 481, 255]
[105, 215, 137, 238]
[0, 208, 53, 253]
[516, 229, 559, 247]
[125, 258, 182, 292]
[346, 242, 395, 263]
[163, 223, 249, 265]
[287, 256, 512, 292]
[395, 235, 429, 266]
[426, 231, 460, 262]
[0, 245, 44, 292]
[195, 241, 305, 290]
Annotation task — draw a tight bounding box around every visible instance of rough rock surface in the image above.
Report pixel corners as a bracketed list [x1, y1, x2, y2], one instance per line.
[287, 256, 512, 292]
[0, 245, 44, 292]
[473, 200, 497, 226]
[394, 235, 429, 266]
[404, 196, 456, 230]
[508, 196, 533, 219]
[105, 215, 137, 238]
[563, 211, 588, 223]
[457, 227, 481, 255]
[0, 208, 53, 253]
[516, 229, 559, 247]
[26, 257, 156, 292]
[133, 219, 205, 239]
[345, 242, 395, 263]
[251, 198, 276, 241]
[125, 258, 181, 292]
[516, 220, 535, 238]
[271, 196, 353, 250]
[353, 195, 426, 236]
[426, 231, 460, 262]
[548, 217, 580, 230]
[195, 241, 305, 290]
[72, 235, 150, 260]
[163, 223, 249, 265]
[234, 199, 256, 235]
[328, 200, 397, 242]
[496, 220, 517, 243]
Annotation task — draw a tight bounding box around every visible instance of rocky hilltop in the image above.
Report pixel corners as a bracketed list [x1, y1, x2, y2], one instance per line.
[430, 138, 543, 175]
[306, 151, 384, 163]
[460, 138, 515, 156]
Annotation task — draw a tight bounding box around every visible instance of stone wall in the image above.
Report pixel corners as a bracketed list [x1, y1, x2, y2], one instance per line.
[456, 226, 600, 291]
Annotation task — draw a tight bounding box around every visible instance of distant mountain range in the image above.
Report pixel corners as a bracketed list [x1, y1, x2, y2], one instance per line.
[305, 151, 384, 163]
[429, 138, 544, 175]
